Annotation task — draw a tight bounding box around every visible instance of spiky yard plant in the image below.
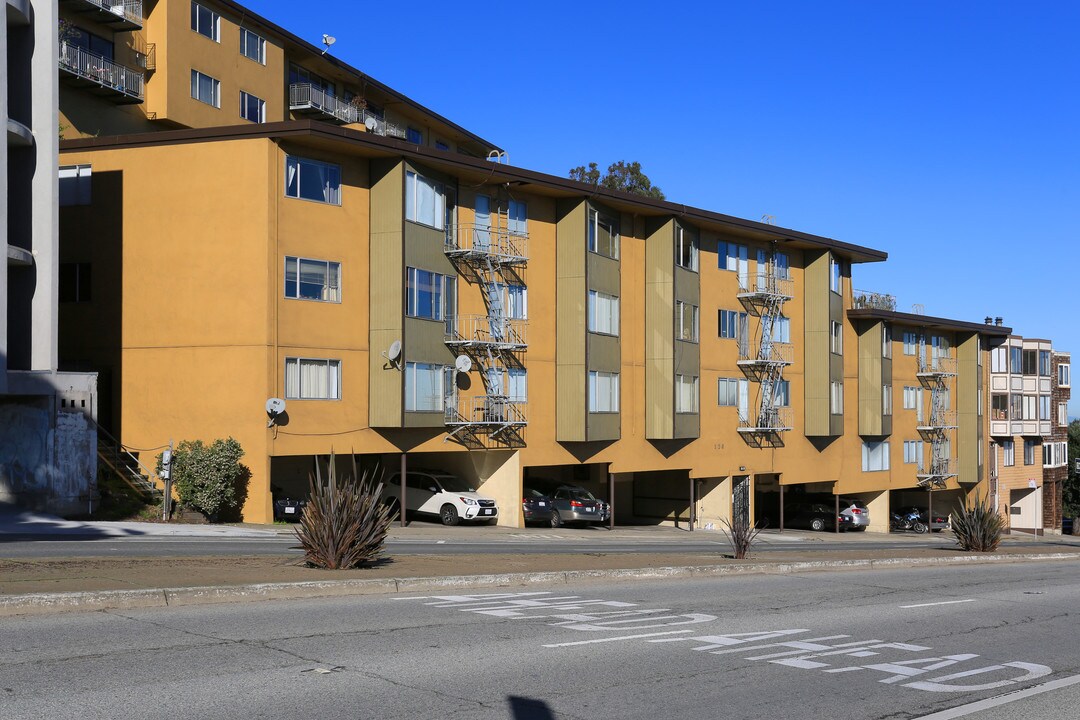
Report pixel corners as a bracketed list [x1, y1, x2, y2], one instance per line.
[720, 516, 767, 560]
[296, 452, 393, 569]
[952, 492, 1006, 552]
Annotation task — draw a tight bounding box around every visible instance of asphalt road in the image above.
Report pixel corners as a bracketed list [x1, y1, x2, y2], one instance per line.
[1, 561, 1077, 719]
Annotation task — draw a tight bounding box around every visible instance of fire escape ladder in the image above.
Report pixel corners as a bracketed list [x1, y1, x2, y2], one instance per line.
[737, 253, 792, 447]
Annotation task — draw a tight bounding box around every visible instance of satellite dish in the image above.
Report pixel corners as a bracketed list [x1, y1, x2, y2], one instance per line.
[387, 340, 402, 362]
[266, 398, 286, 416]
[364, 116, 379, 132]
[321, 34, 336, 55]
[455, 355, 472, 373]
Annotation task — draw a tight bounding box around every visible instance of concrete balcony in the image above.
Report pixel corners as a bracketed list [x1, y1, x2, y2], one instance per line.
[59, 42, 144, 103]
[59, 0, 143, 31]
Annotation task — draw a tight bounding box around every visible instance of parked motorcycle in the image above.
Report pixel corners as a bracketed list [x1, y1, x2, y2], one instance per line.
[890, 509, 927, 534]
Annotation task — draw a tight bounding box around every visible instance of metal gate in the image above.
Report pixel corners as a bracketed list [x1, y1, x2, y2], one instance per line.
[733, 475, 751, 526]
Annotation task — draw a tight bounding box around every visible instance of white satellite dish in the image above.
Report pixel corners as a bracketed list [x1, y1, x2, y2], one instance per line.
[266, 398, 286, 427]
[455, 355, 472, 373]
[321, 34, 336, 54]
[387, 340, 402, 362]
[364, 116, 379, 132]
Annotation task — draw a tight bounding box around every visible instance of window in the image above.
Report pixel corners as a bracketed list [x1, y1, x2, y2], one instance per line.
[1010, 346, 1023, 374]
[675, 375, 699, 413]
[587, 208, 620, 259]
[1022, 394, 1037, 421]
[1059, 402, 1069, 427]
[507, 368, 527, 403]
[286, 156, 340, 205]
[289, 63, 333, 95]
[675, 226, 698, 271]
[882, 384, 892, 415]
[718, 378, 746, 407]
[830, 381, 844, 414]
[435, 140, 450, 151]
[1022, 350, 1037, 375]
[903, 331, 918, 356]
[190, 2, 220, 41]
[719, 241, 747, 273]
[774, 379, 790, 407]
[588, 371, 619, 413]
[1024, 439, 1037, 466]
[1039, 350, 1051, 376]
[991, 346, 1007, 373]
[718, 309, 746, 340]
[239, 91, 265, 122]
[676, 301, 699, 342]
[862, 441, 890, 471]
[903, 440, 923, 465]
[284, 257, 341, 302]
[190, 70, 220, 107]
[285, 358, 340, 400]
[830, 321, 843, 354]
[587, 291, 619, 335]
[1058, 363, 1071, 387]
[1044, 441, 1068, 468]
[404, 362, 446, 412]
[882, 323, 892, 358]
[59, 165, 92, 206]
[830, 255, 842, 293]
[406, 127, 423, 144]
[1002, 440, 1015, 467]
[405, 171, 453, 230]
[487, 282, 527, 320]
[67, 26, 114, 60]
[773, 316, 791, 344]
[991, 394, 1008, 421]
[59, 263, 91, 303]
[239, 28, 265, 63]
[406, 267, 455, 321]
[1010, 393, 1023, 420]
[774, 252, 791, 280]
[1039, 395, 1051, 421]
[508, 199, 527, 236]
[903, 386, 921, 410]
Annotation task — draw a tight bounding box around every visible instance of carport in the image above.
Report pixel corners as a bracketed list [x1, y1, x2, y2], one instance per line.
[889, 487, 964, 533]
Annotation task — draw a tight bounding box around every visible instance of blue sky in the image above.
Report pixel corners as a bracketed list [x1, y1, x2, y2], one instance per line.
[258, 0, 1080, 414]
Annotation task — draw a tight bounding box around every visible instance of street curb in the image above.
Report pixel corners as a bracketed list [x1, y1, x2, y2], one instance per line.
[1, 552, 1077, 618]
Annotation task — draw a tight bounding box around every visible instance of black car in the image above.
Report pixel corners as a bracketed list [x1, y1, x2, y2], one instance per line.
[522, 484, 554, 526]
[273, 497, 307, 522]
[1063, 517, 1074, 535]
[786, 502, 854, 532]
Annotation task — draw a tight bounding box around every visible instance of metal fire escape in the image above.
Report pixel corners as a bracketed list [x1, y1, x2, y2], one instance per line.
[442, 194, 527, 449]
[736, 249, 794, 448]
[916, 344, 958, 488]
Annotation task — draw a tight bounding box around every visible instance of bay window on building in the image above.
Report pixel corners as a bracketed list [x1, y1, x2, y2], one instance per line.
[991, 393, 1008, 420]
[676, 301, 699, 342]
[587, 208, 620, 259]
[675, 375, 699, 413]
[406, 171, 453, 230]
[404, 362, 449, 412]
[587, 290, 619, 335]
[831, 381, 844, 414]
[675, 226, 698, 271]
[406, 267, 456, 321]
[588, 371, 619, 413]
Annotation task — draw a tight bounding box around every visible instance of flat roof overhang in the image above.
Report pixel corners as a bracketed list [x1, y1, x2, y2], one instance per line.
[847, 308, 1013, 337]
[61, 120, 889, 264]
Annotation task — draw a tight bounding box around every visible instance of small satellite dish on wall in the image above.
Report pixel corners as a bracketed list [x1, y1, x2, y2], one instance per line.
[387, 340, 402, 362]
[455, 355, 472, 373]
[364, 116, 379, 132]
[266, 398, 286, 428]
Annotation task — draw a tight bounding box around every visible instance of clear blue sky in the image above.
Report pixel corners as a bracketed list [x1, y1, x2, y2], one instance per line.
[258, 0, 1080, 415]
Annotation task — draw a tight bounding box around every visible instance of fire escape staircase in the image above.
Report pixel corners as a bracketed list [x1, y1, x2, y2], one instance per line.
[443, 202, 528, 449]
[736, 256, 794, 447]
[916, 355, 958, 488]
[94, 421, 163, 502]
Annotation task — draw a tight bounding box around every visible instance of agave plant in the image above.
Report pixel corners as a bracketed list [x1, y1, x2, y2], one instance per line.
[295, 452, 393, 569]
[952, 492, 1006, 552]
[720, 516, 767, 560]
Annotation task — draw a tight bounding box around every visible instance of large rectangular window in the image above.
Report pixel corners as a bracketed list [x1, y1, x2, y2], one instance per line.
[588, 371, 620, 413]
[882, 384, 892, 416]
[240, 91, 265, 122]
[1060, 402, 1069, 427]
[507, 368, 527, 402]
[1022, 394, 1037, 421]
[675, 375, 699, 414]
[831, 381, 844, 414]
[991, 346, 1007, 373]
[903, 386, 921, 410]
[717, 378, 745, 407]
[508, 199, 528, 236]
[286, 156, 341, 205]
[285, 358, 341, 400]
[1039, 351, 1051, 376]
[1024, 439, 1037, 466]
[1023, 350, 1037, 375]
[862, 441, 890, 471]
[190, 70, 220, 107]
[1010, 346, 1023, 374]
[830, 321, 843, 354]
[991, 393, 1008, 421]
[587, 290, 620, 335]
[719, 242, 747, 273]
[830, 255, 842, 293]
[1010, 393, 1023, 420]
[191, 2, 220, 41]
[487, 282, 527, 320]
[239, 27, 266, 63]
[405, 171, 453, 230]
[773, 316, 791, 344]
[406, 267, 455, 321]
[675, 226, 698, 271]
[903, 331, 918, 356]
[284, 257, 341, 302]
[1059, 363, 1071, 387]
[676, 301, 699, 342]
[289, 63, 333, 95]
[1002, 440, 1015, 467]
[718, 309, 747, 340]
[1039, 395, 1051, 421]
[903, 440, 923, 464]
[404, 362, 446, 412]
[587, 208, 620, 259]
[774, 379, 790, 407]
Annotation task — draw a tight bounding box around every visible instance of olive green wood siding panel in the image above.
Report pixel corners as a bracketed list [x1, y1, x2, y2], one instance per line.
[957, 332, 980, 484]
[556, 199, 587, 442]
[369, 159, 404, 427]
[672, 224, 701, 440]
[859, 322, 883, 436]
[645, 218, 675, 439]
[881, 354, 893, 437]
[588, 411, 621, 441]
[804, 250, 830, 435]
[587, 252, 621, 296]
[829, 286, 845, 436]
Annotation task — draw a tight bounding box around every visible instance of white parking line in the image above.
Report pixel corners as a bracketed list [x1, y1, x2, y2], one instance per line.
[913, 674, 1080, 719]
[901, 599, 976, 609]
[543, 630, 694, 648]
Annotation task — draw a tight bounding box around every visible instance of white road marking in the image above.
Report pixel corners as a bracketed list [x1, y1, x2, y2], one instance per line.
[900, 599, 976, 609]
[913, 674, 1080, 719]
[543, 630, 694, 647]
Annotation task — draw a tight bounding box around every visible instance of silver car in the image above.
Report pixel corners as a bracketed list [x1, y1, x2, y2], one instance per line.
[839, 498, 870, 530]
[527, 482, 609, 528]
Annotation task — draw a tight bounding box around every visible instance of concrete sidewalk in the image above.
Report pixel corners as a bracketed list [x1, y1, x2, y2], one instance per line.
[0, 508, 278, 538]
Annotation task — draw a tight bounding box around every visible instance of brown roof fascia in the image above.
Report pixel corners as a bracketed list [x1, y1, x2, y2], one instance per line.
[60, 120, 889, 263]
[211, 0, 501, 154]
[846, 308, 1013, 336]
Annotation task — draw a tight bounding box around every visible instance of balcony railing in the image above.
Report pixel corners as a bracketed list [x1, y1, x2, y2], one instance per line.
[445, 315, 527, 351]
[917, 411, 958, 432]
[357, 108, 407, 139]
[63, 0, 144, 30]
[738, 340, 794, 366]
[59, 42, 144, 102]
[917, 355, 957, 377]
[737, 273, 794, 300]
[445, 395, 527, 428]
[853, 289, 897, 311]
[445, 223, 528, 265]
[737, 406, 793, 433]
[917, 457, 957, 479]
[289, 83, 358, 124]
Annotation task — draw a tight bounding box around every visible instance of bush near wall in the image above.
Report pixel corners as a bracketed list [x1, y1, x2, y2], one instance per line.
[158, 438, 250, 522]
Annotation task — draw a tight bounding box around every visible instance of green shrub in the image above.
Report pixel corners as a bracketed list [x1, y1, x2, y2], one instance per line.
[159, 438, 249, 521]
[296, 452, 392, 569]
[952, 492, 1006, 552]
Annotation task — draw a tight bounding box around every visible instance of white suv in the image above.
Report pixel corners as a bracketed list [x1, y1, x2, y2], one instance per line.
[383, 470, 498, 526]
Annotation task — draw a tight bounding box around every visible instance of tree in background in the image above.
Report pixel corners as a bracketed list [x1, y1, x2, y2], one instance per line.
[159, 438, 250, 522]
[569, 161, 666, 200]
[1064, 420, 1080, 517]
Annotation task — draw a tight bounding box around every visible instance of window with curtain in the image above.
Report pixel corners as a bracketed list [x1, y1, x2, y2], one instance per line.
[588, 371, 620, 413]
[676, 301, 699, 342]
[509, 200, 528, 236]
[191, 2, 220, 41]
[190, 70, 220, 107]
[284, 358, 341, 400]
[239, 28, 266, 63]
[861, 441, 890, 471]
[1002, 440, 1015, 466]
[284, 257, 341, 302]
[587, 208, 620, 259]
[587, 290, 619, 335]
[675, 375, 699, 413]
[405, 171, 452, 229]
[285, 156, 341, 205]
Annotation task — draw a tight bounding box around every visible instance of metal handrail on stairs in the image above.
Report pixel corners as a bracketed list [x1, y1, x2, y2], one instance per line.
[91, 419, 163, 499]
